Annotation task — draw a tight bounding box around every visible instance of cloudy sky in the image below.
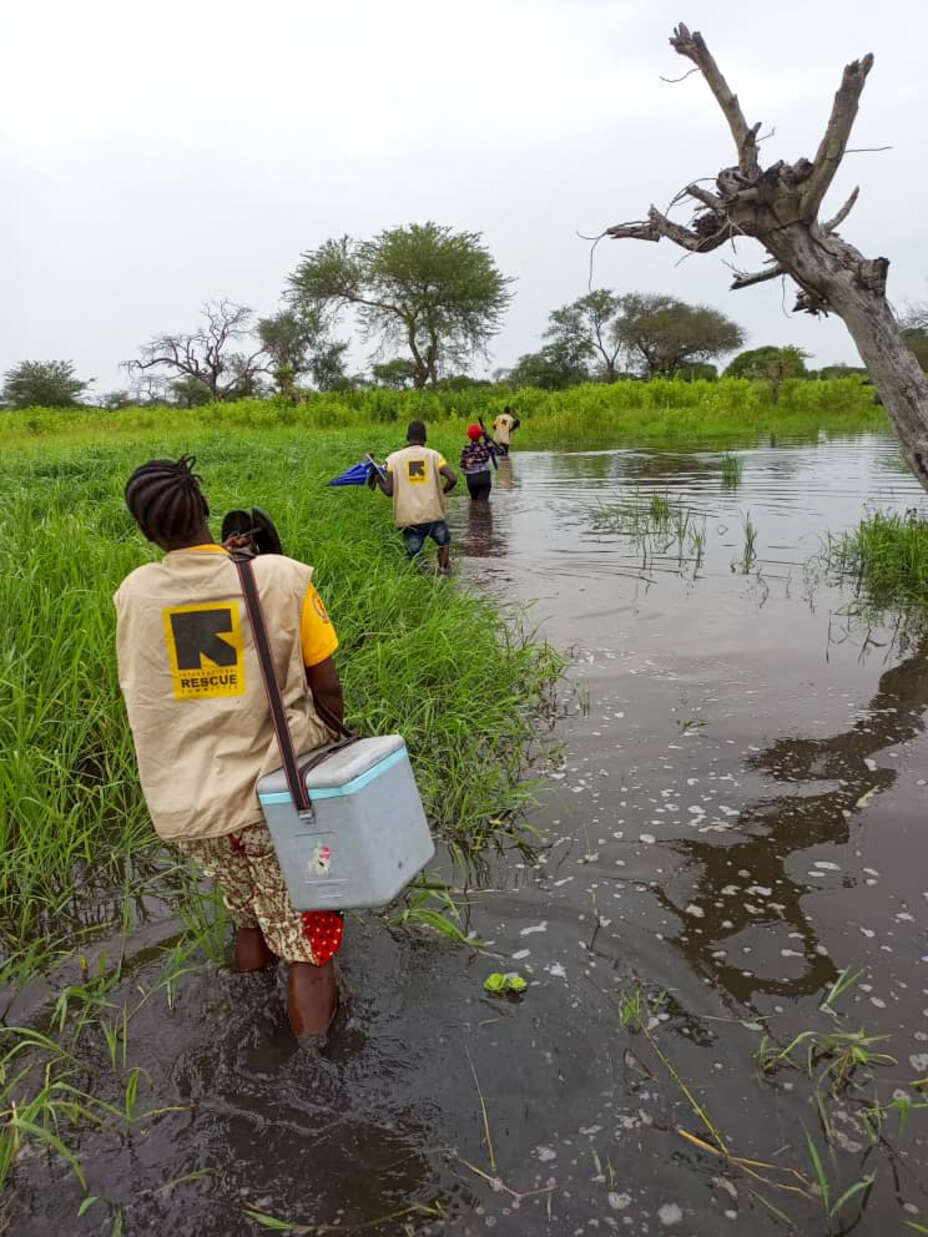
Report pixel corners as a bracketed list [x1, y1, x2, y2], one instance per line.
[3, 0, 926, 394]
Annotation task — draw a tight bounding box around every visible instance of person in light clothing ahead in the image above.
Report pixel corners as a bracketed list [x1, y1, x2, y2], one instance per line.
[492, 405, 519, 456]
[377, 420, 457, 572]
[114, 456, 344, 1039]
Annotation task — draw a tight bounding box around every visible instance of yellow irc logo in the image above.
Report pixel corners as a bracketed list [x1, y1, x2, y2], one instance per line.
[407, 458, 428, 485]
[162, 603, 246, 700]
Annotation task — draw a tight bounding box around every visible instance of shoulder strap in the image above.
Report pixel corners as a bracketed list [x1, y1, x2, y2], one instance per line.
[232, 553, 312, 812]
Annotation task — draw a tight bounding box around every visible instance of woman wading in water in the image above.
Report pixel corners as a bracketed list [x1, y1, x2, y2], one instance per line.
[114, 456, 345, 1039]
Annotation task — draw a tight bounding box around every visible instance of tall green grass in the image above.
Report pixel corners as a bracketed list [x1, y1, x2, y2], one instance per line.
[0, 376, 886, 450]
[0, 430, 561, 963]
[824, 509, 928, 607]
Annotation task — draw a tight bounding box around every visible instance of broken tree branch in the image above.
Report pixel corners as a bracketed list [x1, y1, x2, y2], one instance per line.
[823, 186, 860, 233]
[606, 205, 728, 252]
[730, 263, 785, 291]
[800, 54, 874, 219]
[686, 183, 723, 212]
[669, 23, 759, 175]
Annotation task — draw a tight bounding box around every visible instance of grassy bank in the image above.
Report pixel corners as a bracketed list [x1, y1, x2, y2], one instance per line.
[0, 376, 888, 450]
[0, 429, 561, 978]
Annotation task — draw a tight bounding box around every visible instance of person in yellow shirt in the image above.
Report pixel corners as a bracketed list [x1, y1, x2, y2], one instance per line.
[376, 420, 457, 574]
[492, 405, 520, 456]
[114, 456, 344, 1040]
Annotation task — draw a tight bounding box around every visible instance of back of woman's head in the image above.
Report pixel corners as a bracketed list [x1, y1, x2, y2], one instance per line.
[125, 455, 210, 547]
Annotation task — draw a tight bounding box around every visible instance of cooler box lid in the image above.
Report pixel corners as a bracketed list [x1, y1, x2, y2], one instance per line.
[257, 734, 407, 798]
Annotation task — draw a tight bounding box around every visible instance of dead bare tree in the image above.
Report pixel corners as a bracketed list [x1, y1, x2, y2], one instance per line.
[607, 25, 928, 489]
[126, 299, 267, 402]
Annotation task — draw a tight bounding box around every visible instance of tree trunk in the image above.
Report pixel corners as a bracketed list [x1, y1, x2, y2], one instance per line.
[764, 222, 928, 486]
[605, 25, 928, 491]
[407, 324, 429, 389]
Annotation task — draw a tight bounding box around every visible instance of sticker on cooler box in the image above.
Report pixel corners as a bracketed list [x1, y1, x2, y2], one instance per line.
[310, 844, 332, 876]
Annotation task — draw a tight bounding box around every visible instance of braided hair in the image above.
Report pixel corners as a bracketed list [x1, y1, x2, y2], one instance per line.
[125, 455, 210, 546]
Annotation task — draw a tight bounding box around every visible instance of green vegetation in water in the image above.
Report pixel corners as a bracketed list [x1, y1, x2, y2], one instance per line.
[483, 971, 527, 995]
[720, 452, 742, 489]
[592, 490, 708, 571]
[616, 966, 925, 1234]
[0, 375, 888, 451]
[736, 511, 758, 574]
[823, 509, 928, 608]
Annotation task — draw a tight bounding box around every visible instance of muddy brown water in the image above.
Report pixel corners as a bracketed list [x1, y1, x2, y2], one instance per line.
[8, 437, 928, 1235]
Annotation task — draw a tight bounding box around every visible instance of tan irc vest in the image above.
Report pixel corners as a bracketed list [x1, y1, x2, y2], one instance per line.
[386, 444, 448, 527]
[493, 413, 515, 446]
[114, 548, 329, 841]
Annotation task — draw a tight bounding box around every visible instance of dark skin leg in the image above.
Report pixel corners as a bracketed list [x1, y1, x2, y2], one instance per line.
[288, 960, 338, 1036]
[437, 545, 451, 571]
[234, 925, 278, 972]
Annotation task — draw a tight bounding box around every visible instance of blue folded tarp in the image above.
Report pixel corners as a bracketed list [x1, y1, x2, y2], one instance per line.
[327, 460, 375, 487]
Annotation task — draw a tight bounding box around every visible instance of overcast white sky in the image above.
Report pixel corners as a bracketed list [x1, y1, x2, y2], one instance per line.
[3, 0, 926, 394]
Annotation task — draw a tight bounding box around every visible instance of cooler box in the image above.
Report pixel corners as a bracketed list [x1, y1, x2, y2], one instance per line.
[256, 735, 434, 910]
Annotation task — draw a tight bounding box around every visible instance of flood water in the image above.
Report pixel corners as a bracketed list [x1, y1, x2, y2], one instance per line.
[10, 435, 928, 1235]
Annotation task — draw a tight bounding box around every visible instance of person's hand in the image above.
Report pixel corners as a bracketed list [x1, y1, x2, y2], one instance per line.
[222, 532, 255, 553]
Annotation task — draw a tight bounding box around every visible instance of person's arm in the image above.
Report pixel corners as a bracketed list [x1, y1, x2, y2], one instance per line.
[440, 463, 457, 492]
[374, 459, 394, 496]
[300, 583, 344, 726]
[306, 656, 344, 725]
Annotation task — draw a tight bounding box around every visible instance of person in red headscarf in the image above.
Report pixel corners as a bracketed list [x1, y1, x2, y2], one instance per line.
[459, 424, 496, 501]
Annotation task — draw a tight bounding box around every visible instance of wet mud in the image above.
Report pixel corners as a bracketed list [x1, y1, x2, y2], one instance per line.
[8, 438, 928, 1234]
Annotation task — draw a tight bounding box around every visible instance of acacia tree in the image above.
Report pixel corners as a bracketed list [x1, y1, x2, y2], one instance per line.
[544, 290, 624, 381]
[371, 358, 418, 388]
[127, 300, 266, 402]
[2, 360, 91, 408]
[507, 341, 591, 390]
[614, 293, 743, 376]
[607, 24, 928, 489]
[726, 345, 809, 402]
[287, 222, 513, 388]
[256, 308, 348, 396]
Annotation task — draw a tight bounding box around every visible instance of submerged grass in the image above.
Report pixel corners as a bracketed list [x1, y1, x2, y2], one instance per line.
[824, 509, 928, 608]
[592, 489, 708, 571]
[720, 453, 742, 489]
[0, 429, 562, 969]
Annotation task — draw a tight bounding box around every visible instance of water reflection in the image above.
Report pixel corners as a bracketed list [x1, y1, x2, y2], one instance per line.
[464, 500, 505, 559]
[655, 642, 928, 1006]
[494, 456, 516, 491]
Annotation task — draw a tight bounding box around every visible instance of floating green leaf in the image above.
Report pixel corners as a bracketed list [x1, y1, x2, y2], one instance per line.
[484, 971, 527, 995]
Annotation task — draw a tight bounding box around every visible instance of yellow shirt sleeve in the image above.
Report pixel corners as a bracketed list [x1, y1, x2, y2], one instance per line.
[300, 583, 339, 667]
[437, 455, 447, 468]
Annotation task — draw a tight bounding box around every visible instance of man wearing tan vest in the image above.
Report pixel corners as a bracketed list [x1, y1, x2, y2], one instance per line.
[377, 420, 457, 573]
[114, 456, 343, 1040]
[491, 405, 519, 456]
